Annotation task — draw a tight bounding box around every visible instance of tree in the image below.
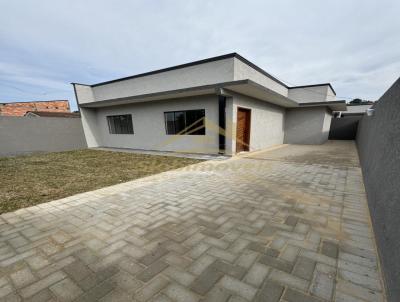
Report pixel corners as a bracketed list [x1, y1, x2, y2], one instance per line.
[350, 98, 363, 104]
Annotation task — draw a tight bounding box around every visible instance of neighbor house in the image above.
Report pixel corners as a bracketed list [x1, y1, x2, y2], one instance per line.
[333, 103, 374, 118]
[0, 100, 70, 116]
[72, 53, 346, 156]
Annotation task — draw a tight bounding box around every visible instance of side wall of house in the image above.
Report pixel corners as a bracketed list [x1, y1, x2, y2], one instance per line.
[284, 107, 331, 144]
[229, 93, 285, 154]
[93, 95, 220, 154]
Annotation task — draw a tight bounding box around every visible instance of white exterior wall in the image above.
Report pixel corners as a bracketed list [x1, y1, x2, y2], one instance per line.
[284, 107, 331, 144]
[230, 93, 285, 154]
[233, 58, 288, 96]
[345, 104, 372, 113]
[322, 109, 332, 137]
[74, 56, 339, 154]
[92, 95, 220, 154]
[80, 107, 101, 147]
[74, 84, 95, 103]
[288, 86, 331, 103]
[88, 59, 235, 103]
[326, 86, 336, 102]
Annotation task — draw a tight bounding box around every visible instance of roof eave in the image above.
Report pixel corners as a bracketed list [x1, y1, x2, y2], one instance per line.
[78, 80, 298, 109]
[298, 101, 347, 111]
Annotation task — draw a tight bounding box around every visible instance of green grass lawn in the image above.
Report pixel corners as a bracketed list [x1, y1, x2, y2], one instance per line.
[0, 149, 203, 214]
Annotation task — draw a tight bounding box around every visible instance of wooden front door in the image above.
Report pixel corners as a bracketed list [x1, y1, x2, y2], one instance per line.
[236, 108, 251, 153]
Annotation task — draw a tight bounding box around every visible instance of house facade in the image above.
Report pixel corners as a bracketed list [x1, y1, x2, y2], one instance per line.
[73, 53, 346, 155]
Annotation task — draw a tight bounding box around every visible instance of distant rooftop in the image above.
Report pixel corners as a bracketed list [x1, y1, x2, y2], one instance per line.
[25, 111, 80, 118]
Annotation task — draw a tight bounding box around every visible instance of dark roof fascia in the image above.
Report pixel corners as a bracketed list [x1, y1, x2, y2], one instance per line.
[346, 102, 374, 106]
[71, 82, 91, 86]
[289, 83, 336, 95]
[85, 53, 289, 89]
[298, 100, 347, 111]
[341, 112, 365, 116]
[71, 83, 81, 112]
[89, 53, 237, 87]
[298, 100, 345, 106]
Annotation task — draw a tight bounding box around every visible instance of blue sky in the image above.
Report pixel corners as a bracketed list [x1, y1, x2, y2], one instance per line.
[1, 0, 399, 111]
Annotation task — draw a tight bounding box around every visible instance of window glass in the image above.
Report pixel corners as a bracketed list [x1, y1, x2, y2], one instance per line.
[107, 115, 134, 134]
[174, 111, 186, 134]
[186, 109, 205, 135]
[164, 110, 205, 135]
[164, 112, 175, 134]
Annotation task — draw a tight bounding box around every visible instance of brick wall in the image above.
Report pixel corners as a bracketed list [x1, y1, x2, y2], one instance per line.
[0, 100, 70, 116]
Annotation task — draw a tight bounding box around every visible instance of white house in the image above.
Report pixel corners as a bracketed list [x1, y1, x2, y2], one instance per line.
[72, 53, 346, 155]
[333, 103, 374, 118]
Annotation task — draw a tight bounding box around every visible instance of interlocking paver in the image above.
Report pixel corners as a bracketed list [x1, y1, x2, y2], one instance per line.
[137, 260, 169, 282]
[201, 286, 231, 302]
[64, 260, 93, 283]
[0, 142, 386, 301]
[164, 283, 200, 302]
[20, 271, 66, 298]
[321, 241, 339, 259]
[10, 267, 36, 288]
[254, 280, 284, 302]
[244, 263, 270, 287]
[259, 254, 293, 273]
[268, 268, 309, 291]
[293, 256, 316, 281]
[219, 275, 257, 301]
[49, 278, 83, 301]
[283, 288, 323, 302]
[311, 271, 335, 300]
[190, 265, 224, 295]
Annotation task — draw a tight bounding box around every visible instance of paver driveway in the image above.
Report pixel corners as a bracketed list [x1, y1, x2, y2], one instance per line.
[0, 141, 385, 301]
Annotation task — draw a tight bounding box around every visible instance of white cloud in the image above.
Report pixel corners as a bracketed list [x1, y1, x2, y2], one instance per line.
[0, 0, 399, 109]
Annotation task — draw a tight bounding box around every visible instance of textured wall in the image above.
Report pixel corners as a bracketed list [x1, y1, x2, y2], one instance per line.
[93, 96, 220, 154]
[90, 59, 234, 103]
[284, 107, 331, 144]
[231, 92, 285, 153]
[288, 85, 331, 103]
[233, 58, 288, 96]
[329, 116, 361, 140]
[356, 77, 400, 302]
[0, 117, 87, 156]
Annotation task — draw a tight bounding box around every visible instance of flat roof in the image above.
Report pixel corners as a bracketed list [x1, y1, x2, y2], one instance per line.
[72, 53, 289, 88]
[72, 53, 335, 94]
[77, 79, 347, 110]
[289, 83, 336, 95]
[298, 100, 347, 111]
